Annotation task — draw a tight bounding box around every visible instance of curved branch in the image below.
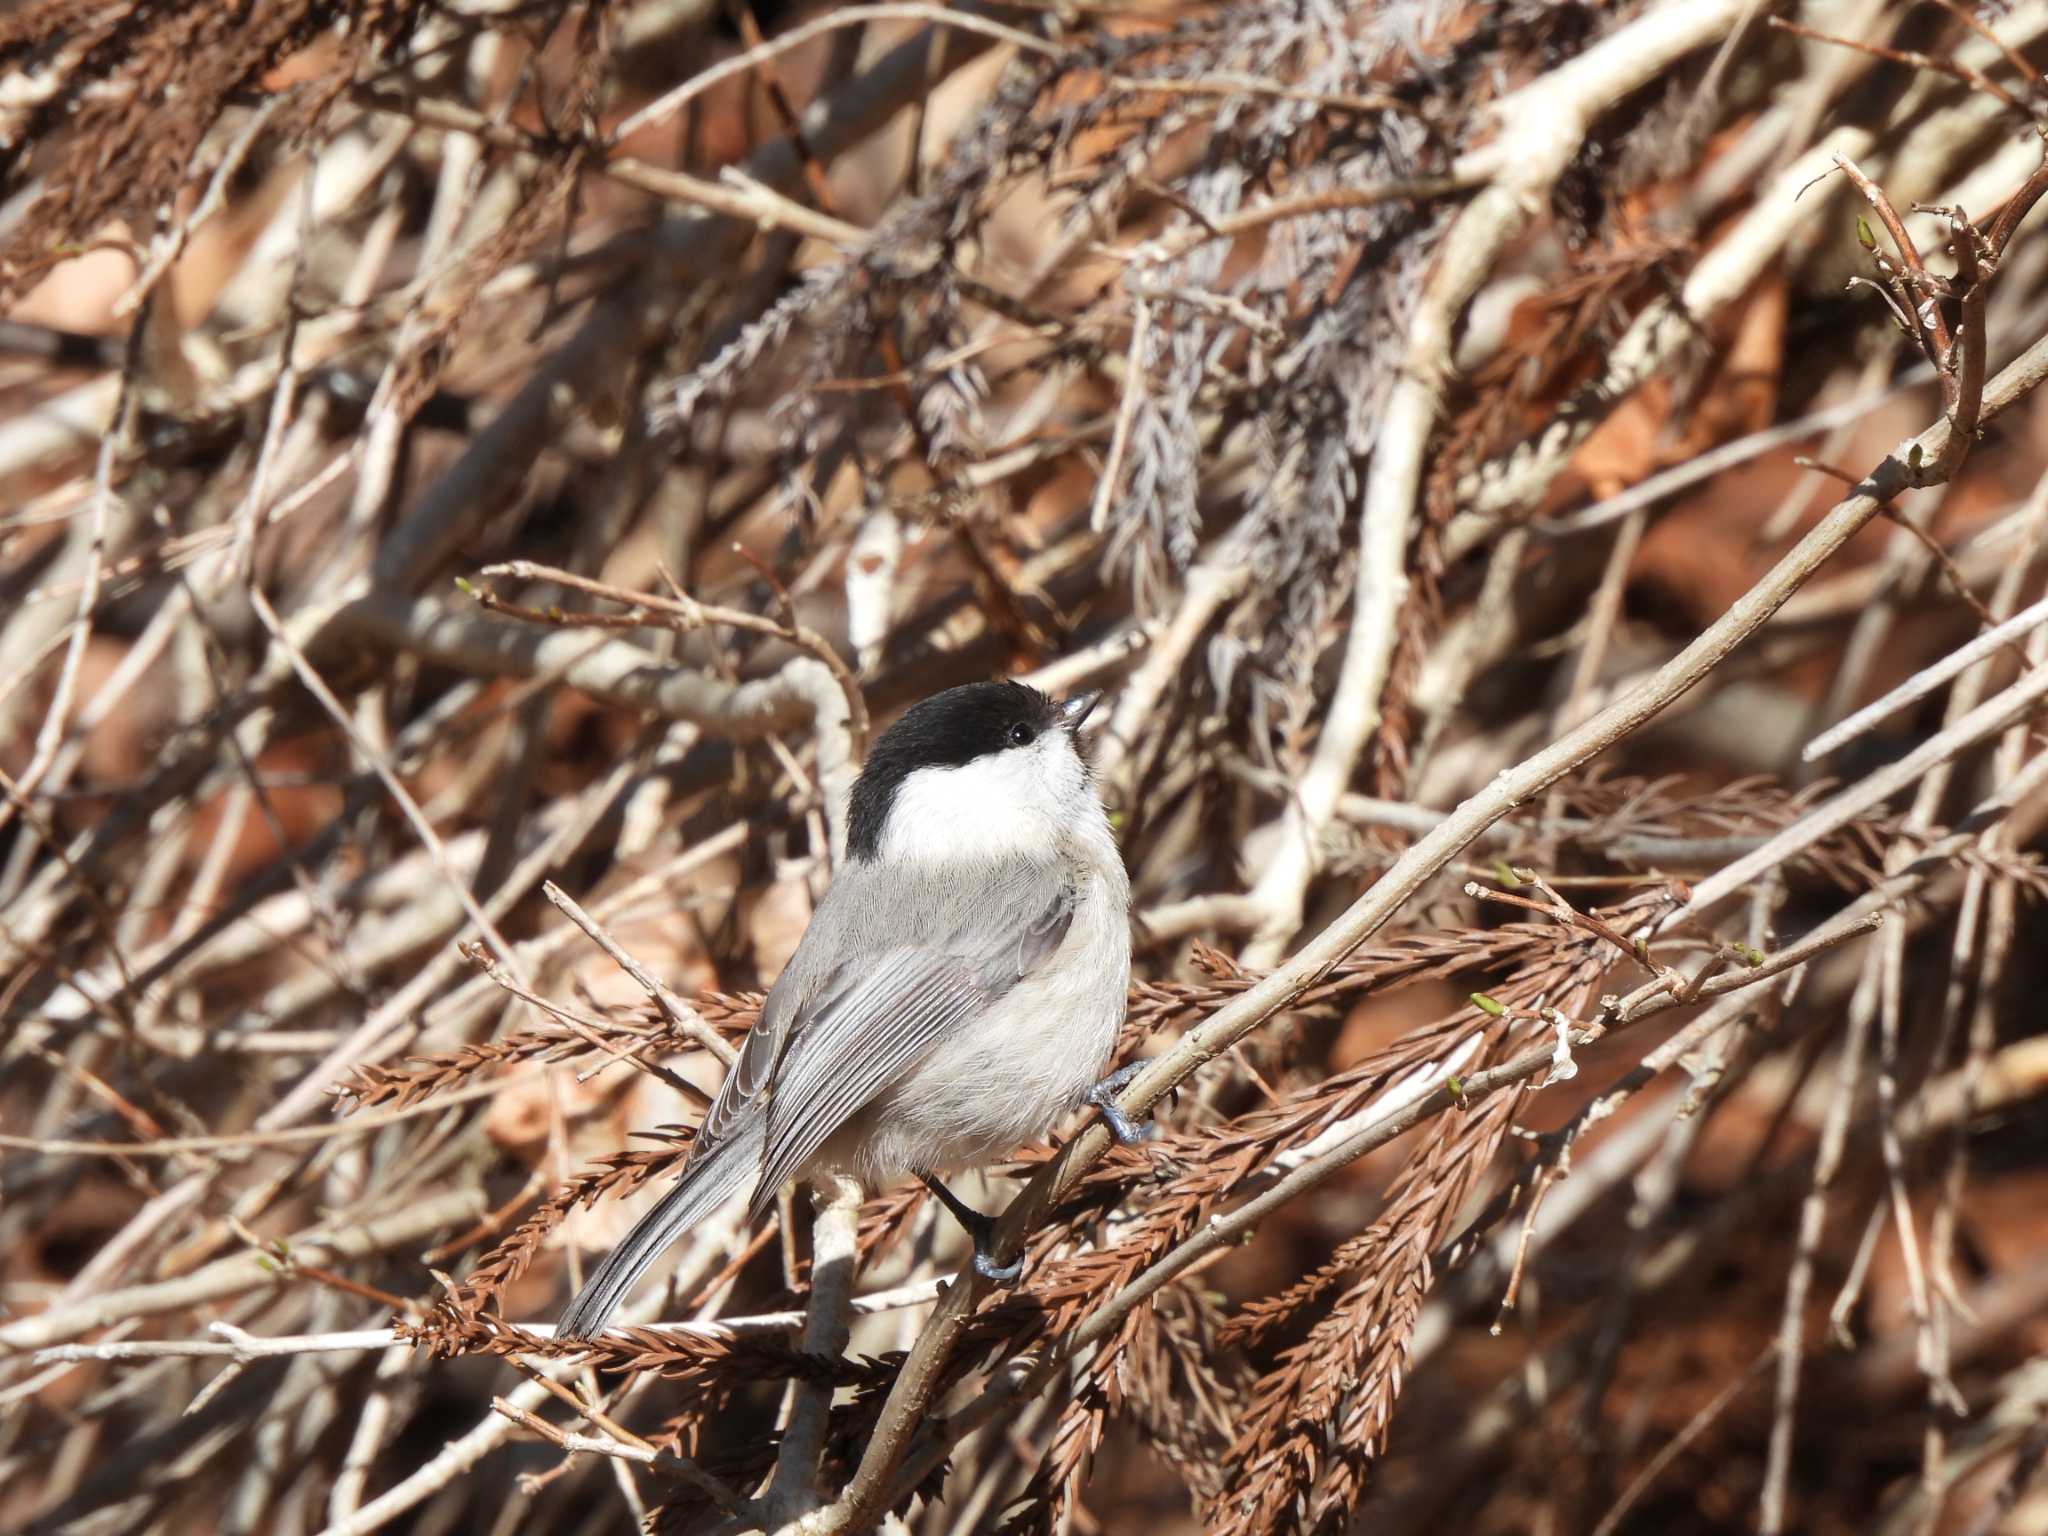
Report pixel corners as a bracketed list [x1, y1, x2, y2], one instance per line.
[338, 591, 856, 847]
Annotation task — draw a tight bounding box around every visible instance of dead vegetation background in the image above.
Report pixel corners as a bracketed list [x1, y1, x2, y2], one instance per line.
[5, 0, 2048, 1532]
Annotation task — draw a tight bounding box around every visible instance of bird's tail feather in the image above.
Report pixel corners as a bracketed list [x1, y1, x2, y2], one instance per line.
[556, 1123, 761, 1338]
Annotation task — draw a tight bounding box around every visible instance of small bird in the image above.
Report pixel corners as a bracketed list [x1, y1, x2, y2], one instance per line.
[558, 679, 1137, 1338]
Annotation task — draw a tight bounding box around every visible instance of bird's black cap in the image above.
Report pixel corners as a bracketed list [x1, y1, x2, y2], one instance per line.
[846, 681, 1061, 860]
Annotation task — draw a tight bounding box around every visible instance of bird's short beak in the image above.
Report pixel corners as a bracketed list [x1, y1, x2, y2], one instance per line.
[1057, 690, 1104, 732]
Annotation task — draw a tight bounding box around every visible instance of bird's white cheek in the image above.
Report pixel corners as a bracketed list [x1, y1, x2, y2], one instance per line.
[1032, 734, 1106, 828]
[878, 756, 1053, 864]
[1034, 733, 1083, 793]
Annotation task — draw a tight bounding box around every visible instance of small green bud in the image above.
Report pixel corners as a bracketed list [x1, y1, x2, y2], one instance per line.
[1856, 216, 1876, 251]
[1470, 992, 1506, 1018]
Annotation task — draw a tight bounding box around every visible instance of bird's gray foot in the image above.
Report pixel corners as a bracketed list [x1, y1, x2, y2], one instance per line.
[917, 1172, 1023, 1283]
[1084, 1061, 1151, 1147]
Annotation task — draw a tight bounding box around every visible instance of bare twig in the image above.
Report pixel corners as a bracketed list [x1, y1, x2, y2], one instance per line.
[475, 556, 869, 756]
[542, 881, 735, 1067]
[493, 1399, 758, 1520]
[0, 1189, 485, 1354]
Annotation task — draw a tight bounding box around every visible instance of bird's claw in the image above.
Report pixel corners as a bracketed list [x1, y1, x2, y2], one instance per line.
[1085, 1061, 1153, 1148]
[970, 1246, 1025, 1283]
[918, 1171, 1024, 1285]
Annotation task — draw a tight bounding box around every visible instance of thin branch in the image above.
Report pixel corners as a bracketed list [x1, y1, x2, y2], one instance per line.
[1685, 656, 2048, 917]
[0, 1188, 486, 1354]
[609, 3, 1064, 144]
[338, 592, 857, 855]
[1803, 589, 2048, 760]
[1835, 151, 1955, 374]
[0, 1067, 541, 1157]
[494, 1399, 759, 1521]
[542, 881, 735, 1067]
[475, 556, 869, 757]
[1767, 14, 2024, 116]
[249, 586, 529, 981]
[28, 1277, 947, 1366]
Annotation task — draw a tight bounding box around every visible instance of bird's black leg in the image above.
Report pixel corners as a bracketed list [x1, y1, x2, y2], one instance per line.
[1083, 1060, 1151, 1147]
[917, 1172, 1023, 1283]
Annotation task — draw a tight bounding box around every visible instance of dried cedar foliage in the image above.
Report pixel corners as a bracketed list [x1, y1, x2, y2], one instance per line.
[7, 2, 2048, 1535]
[1, 1, 405, 297]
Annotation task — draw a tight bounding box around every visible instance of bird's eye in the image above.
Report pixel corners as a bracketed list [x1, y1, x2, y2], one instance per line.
[1008, 721, 1035, 747]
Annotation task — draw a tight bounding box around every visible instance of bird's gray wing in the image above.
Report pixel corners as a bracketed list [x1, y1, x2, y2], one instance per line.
[691, 981, 792, 1160]
[744, 863, 1077, 1218]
